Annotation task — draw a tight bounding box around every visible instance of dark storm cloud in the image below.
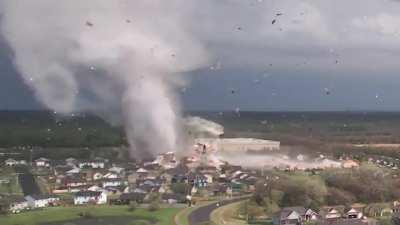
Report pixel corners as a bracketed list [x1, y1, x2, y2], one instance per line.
[2, 0, 400, 111]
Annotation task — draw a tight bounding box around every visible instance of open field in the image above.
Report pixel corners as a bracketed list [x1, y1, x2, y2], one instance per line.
[0, 205, 180, 225]
[0, 167, 22, 195]
[210, 201, 246, 225]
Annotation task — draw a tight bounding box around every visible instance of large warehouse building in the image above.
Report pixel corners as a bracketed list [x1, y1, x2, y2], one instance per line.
[195, 138, 280, 153]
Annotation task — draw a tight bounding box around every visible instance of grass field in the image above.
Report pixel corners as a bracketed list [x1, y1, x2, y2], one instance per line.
[0, 205, 180, 225]
[210, 201, 246, 225]
[0, 167, 22, 195]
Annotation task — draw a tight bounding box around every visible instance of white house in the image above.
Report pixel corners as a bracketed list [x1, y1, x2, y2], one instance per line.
[346, 208, 363, 219]
[103, 172, 119, 179]
[93, 172, 104, 180]
[74, 191, 107, 205]
[34, 158, 50, 167]
[108, 166, 125, 174]
[66, 167, 81, 174]
[5, 158, 27, 166]
[25, 195, 60, 208]
[65, 157, 77, 166]
[78, 160, 105, 169]
[88, 185, 106, 192]
[102, 178, 123, 188]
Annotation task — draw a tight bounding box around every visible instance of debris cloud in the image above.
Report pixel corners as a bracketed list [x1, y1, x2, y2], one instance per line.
[0, 0, 209, 157]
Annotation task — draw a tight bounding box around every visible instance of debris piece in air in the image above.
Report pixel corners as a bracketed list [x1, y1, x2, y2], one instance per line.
[272, 19, 276, 24]
[276, 13, 283, 16]
[90, 66, 95, 71]
[171, 53, 175, 57]
[324, 88, 331, 95]
[86, 21, 93, 27]
[237, 27, 242, 31]
[335, 60, 339, 64]
[126, 19, 131, 23]
[235, 107, 241, 117]
[231, 89, 236, 94]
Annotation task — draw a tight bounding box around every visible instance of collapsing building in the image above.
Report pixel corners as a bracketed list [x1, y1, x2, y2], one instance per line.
[195, 138, 280, 153]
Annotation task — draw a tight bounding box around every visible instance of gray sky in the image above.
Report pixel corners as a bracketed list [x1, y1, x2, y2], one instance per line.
[2, 0, 400, 111]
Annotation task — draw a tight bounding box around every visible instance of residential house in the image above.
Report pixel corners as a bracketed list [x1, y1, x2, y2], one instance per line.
[65, 157, 77, 167]
[93, 172, 104, 180]
[5, 158, 27, 166]
[273, 207, 305, 225]
[109, 166, 125, 175]
[79, 160, 105, 169]
[25, 194, 60, 208]
[273, 207, 318, 225]
[161, 193, 186, 204]
[118, 192, 146, 204]
[187, 172, 208, 188]
[54, 165, 73, 176]
[103, 172, 119, 179]
[62, 176, 87, 188]
[74, 191, 107, 205]
[102, 178, 123, 188]
[346, 204, 366, 219]
[66, 167, 81, 174]
[320, 206, 345, 220]
[317, 219, 368, 225]
[35, 157, 50, 167]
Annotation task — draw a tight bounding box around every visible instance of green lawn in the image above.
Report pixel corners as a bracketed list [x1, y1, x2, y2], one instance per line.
[0, 205, 180, 225]
[0, 167, 22, 195]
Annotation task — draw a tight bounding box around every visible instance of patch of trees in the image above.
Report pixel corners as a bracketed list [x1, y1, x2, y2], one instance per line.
[322, 164, 400, 204]
[248, 164, 400, 218]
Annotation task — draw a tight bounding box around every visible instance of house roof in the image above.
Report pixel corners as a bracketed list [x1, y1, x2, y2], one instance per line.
[318, 219, 367, 225]
[25, 194, 58, 200]
[75, 191, 102, 197]
[278, 206, 307, 219]
[35, 157, 50, 162]
[137, 168, 148, 173]
[120, 193, 146, 201]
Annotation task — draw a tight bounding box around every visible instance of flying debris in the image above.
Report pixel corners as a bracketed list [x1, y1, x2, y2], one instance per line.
[335, 60, 339, 64]
[237, 26, 242, 31]
[126, 19, 131, 23]
[235, 107, 241, 116]
[90, 66, 95, 71]
[231, 89, 236, 94]
[272, 19, 276, 24]
[324, 88, 331, 95]
[171, 53, 176, 57]
[85, 21, 93, 27]
[276, 13, 283, 16]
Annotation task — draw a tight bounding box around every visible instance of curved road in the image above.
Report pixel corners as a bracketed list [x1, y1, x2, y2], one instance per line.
[188, 196, 249, 225]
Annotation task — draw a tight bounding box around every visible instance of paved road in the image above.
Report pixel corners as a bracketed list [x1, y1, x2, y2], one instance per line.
[15, 166, 41, 196]
[188, 196, 249, 225]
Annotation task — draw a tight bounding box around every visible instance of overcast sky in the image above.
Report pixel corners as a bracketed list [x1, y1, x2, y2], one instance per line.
[2, 0, 400, 111]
